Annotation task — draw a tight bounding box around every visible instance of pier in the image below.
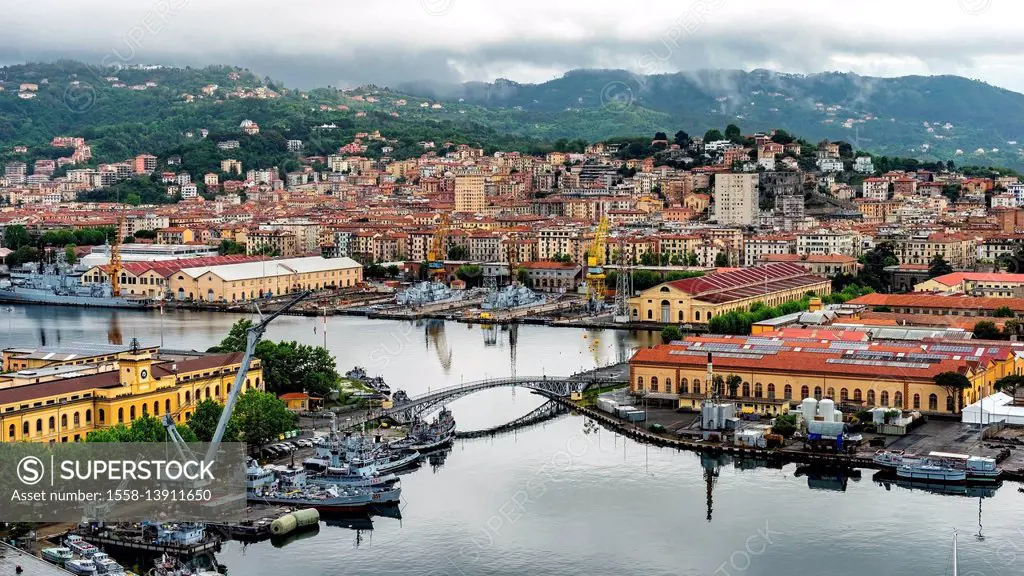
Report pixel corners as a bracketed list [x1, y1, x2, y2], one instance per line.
[0, 542, 70, 576]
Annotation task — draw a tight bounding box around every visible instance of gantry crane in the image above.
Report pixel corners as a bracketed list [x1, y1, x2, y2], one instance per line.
[585, 216, 609, 308]
[427, 213, 450, 280]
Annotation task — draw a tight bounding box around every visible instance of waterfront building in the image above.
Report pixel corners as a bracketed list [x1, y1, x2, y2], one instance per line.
[627, 263, 831, 324]
[167, 255, 362, 303]
[0, 343, 263, 443]
[629, 333, 1024, 415]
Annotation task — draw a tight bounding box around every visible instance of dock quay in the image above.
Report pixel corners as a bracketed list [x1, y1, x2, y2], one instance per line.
[65, 528, 221, 557]
[554, 397, 1024, 481]
[0, 542, 71, 576]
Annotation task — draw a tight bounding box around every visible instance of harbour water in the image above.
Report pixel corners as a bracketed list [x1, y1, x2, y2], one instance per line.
[3, 305, 1023, 575]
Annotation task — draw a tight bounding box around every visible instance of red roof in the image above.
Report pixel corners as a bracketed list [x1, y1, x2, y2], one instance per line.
[849, 293, 1024, 312]
[279, 392, 310, 400]
[664, 263, 827, 304]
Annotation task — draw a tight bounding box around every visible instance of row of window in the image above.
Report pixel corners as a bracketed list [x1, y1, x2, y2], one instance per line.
[636, 376, 953, 411]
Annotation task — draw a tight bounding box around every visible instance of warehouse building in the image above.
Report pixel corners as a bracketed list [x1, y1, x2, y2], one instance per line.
[627, 263, 831, 324]
[168, 256, 362, 303]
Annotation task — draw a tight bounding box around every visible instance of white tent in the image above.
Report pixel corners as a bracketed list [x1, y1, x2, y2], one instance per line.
[961, 392, 1024, 426]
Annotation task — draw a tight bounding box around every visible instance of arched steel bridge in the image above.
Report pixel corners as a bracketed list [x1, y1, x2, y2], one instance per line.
[342, 374, 616, 428]
[455, 399, 568, 439]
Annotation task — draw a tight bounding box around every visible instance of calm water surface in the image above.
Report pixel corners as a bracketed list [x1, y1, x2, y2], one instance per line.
[1, 305, 1020, 575]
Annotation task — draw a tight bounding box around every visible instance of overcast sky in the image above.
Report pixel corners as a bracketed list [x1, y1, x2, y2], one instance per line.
[2, 0, 1021, 92]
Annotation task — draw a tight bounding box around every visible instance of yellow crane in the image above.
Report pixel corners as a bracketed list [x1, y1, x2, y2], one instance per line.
[427, 212, 450, 279]
[585, 216, 609, 304]
[102, 204, 128, 296]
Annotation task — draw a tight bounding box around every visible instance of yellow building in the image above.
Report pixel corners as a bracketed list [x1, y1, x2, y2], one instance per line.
[628, 263, 831, 324]
[169, 256, 363, 303]
[454, 173, 487, 213]
[0, 343, 264, 443]
[629, 334, 1023, 416]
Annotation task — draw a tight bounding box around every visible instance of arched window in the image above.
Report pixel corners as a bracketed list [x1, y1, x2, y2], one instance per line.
[946, 396, 955, 412]
[8, 424, 14, 439]
[867, 390, 876, 405]
[165, 399, 171, 414]
[755, 383, 763, 398]
[894, 392, 903, 408]
[801, 385, 809, 399]
[256, 377, 260, 388]
[695, 311, 701, 321]
[814, 386, 822, 400]
[118, 408, 124, 423]
[647, 309, 653, 320]
[742, 382, 750, 397]
[142, 403, 148, 416]
[767, 383, 776, 399]
[61, 414, 67, 429]
[85, 409, 91, 423]
[215, 385, 221, 398]
[784, 384, 792, 400]
[881, 391, 889, 406]
[36, 419, 42, 433]
[651, 376, 659, 392]
[840, 388, 849, 402]
[73, 412, 80, 426]
[693, 379, 701, 394]
[130, 405, 136, 420]
[854, 389, 863, 402]
[637, 376, 644, 390]
[205, 388, 211, 400]
[664, 378, 672, 394]
[23, 421, 29, 436]
[680, 378, 689, 394]
[185, 391, 191, 404]
[929, 394, 938, 411]
[48, 416, 55, 431]
[827, 387, 835, 399]
[99, 409, 105, 422]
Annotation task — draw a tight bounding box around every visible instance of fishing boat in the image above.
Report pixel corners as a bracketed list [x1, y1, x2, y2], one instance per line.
[65, 558, 99, 575]
[41, 547, 74, 564]
[65, 534, 100, 558]
[896, 459, 967, 483]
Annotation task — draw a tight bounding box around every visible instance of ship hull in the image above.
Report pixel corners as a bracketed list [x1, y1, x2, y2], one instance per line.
[0, 290, 156, 309]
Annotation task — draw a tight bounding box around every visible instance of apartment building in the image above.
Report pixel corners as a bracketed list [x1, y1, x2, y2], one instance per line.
[713, 173, 759, 226]
[455, 173, 487, 213]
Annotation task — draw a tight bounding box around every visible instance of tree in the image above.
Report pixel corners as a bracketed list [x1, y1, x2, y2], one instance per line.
[771, 130, 794, 145]
[928, 255, 953, 278]
[703, 129, 724, 142]
[859, 243, 899, 292]
[993, 306, 1015, 318]
[517, 268, 531, 287]
[64, 245, 77, 266]
[661, 325, 683, 344]
[255, 340, 341, 397]
[714, 252, 730, 267]
[233, 389, 295, 452]
[771, 413, 797, 438]
[447, 245, 468, 260]
[973, 321, 1003, 340]
[86, 415, 197, 442]
[994, 375, 1024, 393]
[2, 225, 29, 250]
[724, 124, 742, 142]
[188, 399, 239, 442]
[933, 371, 971, 413]
[219, 239, 247, 255]
[726, 374, 743, 398]
[653, 132, 668, 142]
[456, 264, 482, 286]
[551, 253, 574, 264]
[673, 130, 690, 148]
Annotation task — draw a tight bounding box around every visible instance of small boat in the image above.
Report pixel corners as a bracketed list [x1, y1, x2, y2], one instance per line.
[65, 534, 99, 558]
[65, 558, 98, 575]
[896, 460, 966, 483]
[92, 552, 125, 574]
[41, 547, 73, 564]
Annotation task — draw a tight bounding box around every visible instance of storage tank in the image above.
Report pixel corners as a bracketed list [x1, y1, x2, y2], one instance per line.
[818, 399, 835, 423]
[801, 398, 818, 423]
[270, 508, 320, 536]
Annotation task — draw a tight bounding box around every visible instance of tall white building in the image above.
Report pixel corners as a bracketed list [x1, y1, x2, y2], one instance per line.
[713, 173, 759, 226]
